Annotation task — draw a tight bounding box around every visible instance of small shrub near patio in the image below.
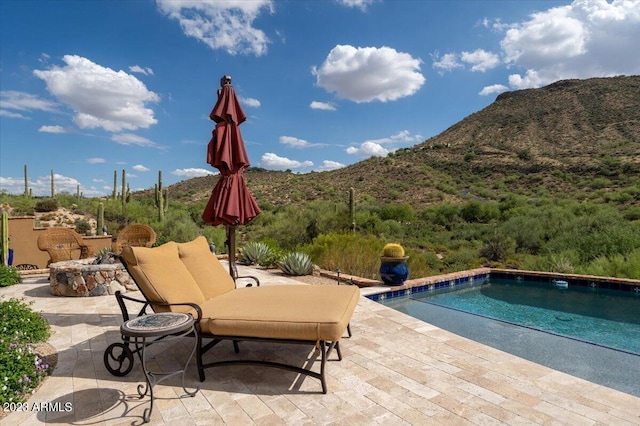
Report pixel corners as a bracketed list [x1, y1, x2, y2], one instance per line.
[238, 242, 273, 266]
[279, 252, 314, 276]
[34, 198, 58, 213]
[0, 298, 51, 404]
[0, 265, 21, 287]
[74, 219, 91, 235]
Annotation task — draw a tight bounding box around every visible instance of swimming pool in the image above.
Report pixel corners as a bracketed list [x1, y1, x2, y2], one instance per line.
[379, 277, 640, 355]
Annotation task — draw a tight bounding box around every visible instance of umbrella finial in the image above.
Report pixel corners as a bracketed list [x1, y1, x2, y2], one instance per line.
[220, 75, 232, 87]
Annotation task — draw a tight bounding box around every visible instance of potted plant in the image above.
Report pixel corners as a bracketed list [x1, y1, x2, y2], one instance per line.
[379, 243, 409, 285]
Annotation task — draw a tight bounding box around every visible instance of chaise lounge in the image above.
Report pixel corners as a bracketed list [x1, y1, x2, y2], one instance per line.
[109, 236, 360, 393]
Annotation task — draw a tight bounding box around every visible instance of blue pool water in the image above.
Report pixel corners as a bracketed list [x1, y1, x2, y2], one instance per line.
[380, 278, 640, 354]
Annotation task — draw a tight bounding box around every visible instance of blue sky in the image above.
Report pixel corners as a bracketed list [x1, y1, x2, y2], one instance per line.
[1, 0, 639, 197]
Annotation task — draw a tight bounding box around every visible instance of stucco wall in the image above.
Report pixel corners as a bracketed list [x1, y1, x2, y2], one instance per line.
[4, 216, 112, 269]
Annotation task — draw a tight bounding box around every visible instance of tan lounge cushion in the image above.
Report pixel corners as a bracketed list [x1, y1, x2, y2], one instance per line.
[198, 285, 360, 341]
[121, 242, 206, 313]
[176, 236, 236, 299]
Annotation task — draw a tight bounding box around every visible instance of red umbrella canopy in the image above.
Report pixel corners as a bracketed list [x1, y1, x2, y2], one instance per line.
[202, 83, 260, 226]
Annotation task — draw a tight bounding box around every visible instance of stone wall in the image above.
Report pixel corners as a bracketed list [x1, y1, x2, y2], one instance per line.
[49, 258, 137, 297]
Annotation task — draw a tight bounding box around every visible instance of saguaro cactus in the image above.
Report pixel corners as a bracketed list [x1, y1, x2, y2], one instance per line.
[112, 170, 117, 200]
[97, 202, 104, 234]
[24, 164, 29, 197]
[121, 169, 128, 212]
[349, 187, 356, 233]
[154, 170, 168, 221]
[50, 169, 55, 198]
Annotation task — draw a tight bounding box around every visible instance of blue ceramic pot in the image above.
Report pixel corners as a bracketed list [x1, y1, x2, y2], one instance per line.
[380, 261, 409, 285]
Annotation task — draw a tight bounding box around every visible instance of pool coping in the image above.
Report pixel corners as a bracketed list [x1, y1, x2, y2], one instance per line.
[362, 268, 640, 301]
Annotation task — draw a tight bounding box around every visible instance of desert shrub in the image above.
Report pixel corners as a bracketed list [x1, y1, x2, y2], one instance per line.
[151, 210, 201, 244]
[501, 215, 545, 254]
[579, 249, 640, 279]
[442, 247, 482, 271]
[547, 206, 640, 263]
[547, 251, 578, 274]
[380, 203, 415, 222]
[0, 298, 51, 404]
[74, 219, 91, 235]
[461, 201, 500, 223]
[622, 207, 640, 221]
[39, 213, 56, 221]
[420, 203, 462, 229]
[517, 148, 532, 161]
[479, 232, 516, 262]
[304, 233, 384, 280]
[7, 197, 35, 216]
[34, 198, 58, 212]
[0, 265, 21, 287]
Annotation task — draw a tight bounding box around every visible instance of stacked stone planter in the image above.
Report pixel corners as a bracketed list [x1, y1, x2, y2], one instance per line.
[49, 258, 137, 297]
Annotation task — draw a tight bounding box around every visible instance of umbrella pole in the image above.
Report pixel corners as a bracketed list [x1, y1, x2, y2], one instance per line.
[226, 225, 238, 279]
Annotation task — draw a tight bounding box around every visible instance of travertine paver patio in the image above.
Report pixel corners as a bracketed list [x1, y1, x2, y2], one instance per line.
[2, 265, 639, 425]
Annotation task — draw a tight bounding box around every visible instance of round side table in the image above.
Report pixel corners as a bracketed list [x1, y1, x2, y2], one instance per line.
[120, 312, 199, 423]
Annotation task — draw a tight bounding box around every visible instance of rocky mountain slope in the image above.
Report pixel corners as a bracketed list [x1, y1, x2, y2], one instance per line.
[159, 75, 640, 210]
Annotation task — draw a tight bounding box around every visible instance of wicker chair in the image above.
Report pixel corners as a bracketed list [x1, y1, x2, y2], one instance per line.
[112, 224, 156, 254]
[37, 228, 91, 266]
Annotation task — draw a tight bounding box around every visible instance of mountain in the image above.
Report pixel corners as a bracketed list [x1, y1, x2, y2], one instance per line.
[164, 75, 640, 210]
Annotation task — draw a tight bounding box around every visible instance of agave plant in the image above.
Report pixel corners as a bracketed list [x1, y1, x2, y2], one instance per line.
[279, 252, 314, 276]
[238, 242, 273, 266]
[93, 246, 116, 264]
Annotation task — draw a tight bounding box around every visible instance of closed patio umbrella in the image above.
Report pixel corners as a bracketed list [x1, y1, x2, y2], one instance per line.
[202, 75, 260, 278]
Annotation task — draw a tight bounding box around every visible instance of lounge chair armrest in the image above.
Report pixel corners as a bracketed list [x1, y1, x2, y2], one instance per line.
[234, 275, 260, 287]
[114, 291, 202, 323]
[115, 291, 153, 321]
[147, 301, 203, 323]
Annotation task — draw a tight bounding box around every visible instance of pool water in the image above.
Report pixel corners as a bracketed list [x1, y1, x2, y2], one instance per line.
[380, 278, 640, 354]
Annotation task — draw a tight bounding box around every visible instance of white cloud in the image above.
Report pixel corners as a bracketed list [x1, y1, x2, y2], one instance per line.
[156, 0, 273, 56]
[38, 125, 66, 133]
[479, 84, 509, 96]
[346, 141, 388, 158]
[280, 136, 310, 148]
[240, 97, 261, 107]
[16, 173, 80, 197]
[259, 153, 313, 170]
[310, 101, 336, 111]
[337, 0, 375, 11]
[390, 130, 423, 143]
[111, 133, 160, 148]
[312, 45, 425, 103]
[34, 55, 159, 132]
[172, 168, 217, 178]
[432, 52, 463, 74]
[129, 65, 154, 76]
[87, 158, 106, 164]
[0, 109, 27, 119]
[499, 0, 640, 89]
[133, 164, 150, 172]
[0, 90, 59, 114]
[460, 49, 500, 72]
[508, 70, 544, 90]
[316, 160, 345, 171]
[346, 130, 422, 158]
